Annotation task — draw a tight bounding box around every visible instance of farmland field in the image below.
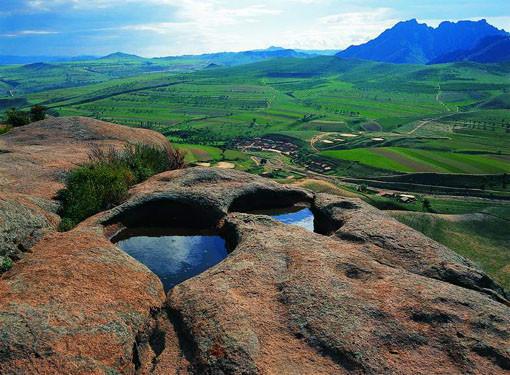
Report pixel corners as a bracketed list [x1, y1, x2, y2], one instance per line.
[321, 147, 510, 173]
[2, 56, 510, 184]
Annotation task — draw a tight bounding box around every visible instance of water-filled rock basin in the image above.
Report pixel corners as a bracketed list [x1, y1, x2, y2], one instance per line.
[245, 206, 315, 231]
[112, 228, 228, 292]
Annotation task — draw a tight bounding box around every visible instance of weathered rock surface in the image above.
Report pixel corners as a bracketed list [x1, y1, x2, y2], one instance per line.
[170, 213, 510, 374]
[0, 192, 59, 262]
[1, 121, 509, 374]
[0, 116, 170, 199]
[0, 116, 171, 267]
[313, 194, 510, 303]
[0, 227, 164, 374]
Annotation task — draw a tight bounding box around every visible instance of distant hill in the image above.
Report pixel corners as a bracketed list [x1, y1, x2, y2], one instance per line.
[0, 47, 327, 68]
[21, 62, 56, 71]
[478, 92, 510, 110]
[294, 49, 340, 56]
[337, 19, 508, 64]
[100, 52, 144, 60]
[164, 47, 311, 66]
[430, 35, 510, 64]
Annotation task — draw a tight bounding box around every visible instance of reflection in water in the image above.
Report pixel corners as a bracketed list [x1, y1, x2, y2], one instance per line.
[113, 228, 227, 292]
[246, 206, 315, 231]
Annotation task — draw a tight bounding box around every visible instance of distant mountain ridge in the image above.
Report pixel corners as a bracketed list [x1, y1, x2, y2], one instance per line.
[158, 47, 314, 66]
[99, 52, 143, 60]
[0, 47, 333, 66]
[337, 19, 509, 64]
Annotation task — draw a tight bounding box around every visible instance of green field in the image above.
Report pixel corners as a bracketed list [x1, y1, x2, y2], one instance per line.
[2, 56, 510, 181]
[321, 147, 510, 174]
[391, 208, 510, 290]
[174, 143, 258, 172]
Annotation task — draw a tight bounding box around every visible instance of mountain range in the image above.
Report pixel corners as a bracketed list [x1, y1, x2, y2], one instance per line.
[2, 19, 509, 67]
[337, 19, 509, 64]
[0, 47, 333, 66]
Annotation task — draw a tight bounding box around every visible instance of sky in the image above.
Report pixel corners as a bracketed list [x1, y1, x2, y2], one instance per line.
[0, 0, 509, 57]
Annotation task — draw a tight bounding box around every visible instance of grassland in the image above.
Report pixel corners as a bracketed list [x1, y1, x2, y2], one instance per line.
[174, 143, 258, 172]
[391, 208, 510, 290]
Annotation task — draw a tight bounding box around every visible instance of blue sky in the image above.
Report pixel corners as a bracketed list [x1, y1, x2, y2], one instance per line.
[0, 0, 509, 57]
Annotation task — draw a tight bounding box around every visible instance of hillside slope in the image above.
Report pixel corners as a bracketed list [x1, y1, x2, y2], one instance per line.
[430, 35, 510, 64]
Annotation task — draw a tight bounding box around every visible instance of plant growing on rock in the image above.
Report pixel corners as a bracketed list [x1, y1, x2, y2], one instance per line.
[29, 105, 47, 122]
[4, 108, 30, 127]
[58, 143, 185, 230]
[122, 143, 185, 182]
[0, 124, 12, 135]
[57, 163, 134, 230]
[0, 256, 13, 272]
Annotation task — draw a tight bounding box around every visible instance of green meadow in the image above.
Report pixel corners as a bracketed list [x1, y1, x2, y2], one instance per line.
[321, 147, 510, 174]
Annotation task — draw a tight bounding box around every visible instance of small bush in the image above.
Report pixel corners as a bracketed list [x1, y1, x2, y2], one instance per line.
[58, 143, 185, 230]
[58, 163, 134, 229]
[0, 125, 12, 135]
[88, 143, 185, 183]
[30, 105, 47, 122]
[0, 256, 13, 272]
[3, 105, 47, 127]
[4, 108, 30, 127]
[422, 198, 434, 213]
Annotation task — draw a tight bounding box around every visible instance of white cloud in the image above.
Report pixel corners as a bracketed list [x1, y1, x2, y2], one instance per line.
[172, 1, 282, 26]
[0, 29, 59, 37]
[107, 1, 285, 55]
[102, 4, 398, 55]
[1, 1, 427, 56]
[265, 8, 398, 51]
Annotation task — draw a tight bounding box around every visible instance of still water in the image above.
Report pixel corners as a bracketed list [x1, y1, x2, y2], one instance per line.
[112, 206, 314, 291]
[114, 228, 228, 292]
[245, 206, 315, 231]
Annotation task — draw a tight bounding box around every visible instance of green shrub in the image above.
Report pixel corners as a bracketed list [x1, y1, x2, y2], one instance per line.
[30, 105, 47, 122]
[0, 256, 13, 272]
[422, 198, 435, 213]
[58, 217, 75, 232]
[0, 125, 12, 135]
[4, 108, 30, 127]
[88, 143, 185, 183]
[58, 163, 133, 229]
[123, 143, 172, 181]
[3, 106, 47, 128]
[58, 143, 185, 230]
